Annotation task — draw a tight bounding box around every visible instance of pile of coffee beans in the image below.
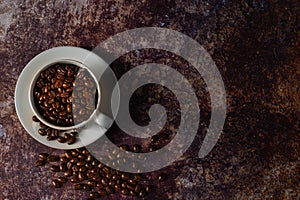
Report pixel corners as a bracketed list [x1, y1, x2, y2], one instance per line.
[32, 115, 77, 144]
[33, 63, 98, 127]
[35, 148, 153, 199]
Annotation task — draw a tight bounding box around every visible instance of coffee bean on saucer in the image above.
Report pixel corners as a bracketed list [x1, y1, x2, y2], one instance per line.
[32, 115, 40, 122]
[38, 128, 47, 136]
[67, 137, 76, 145]
[57, 136, 66, 143]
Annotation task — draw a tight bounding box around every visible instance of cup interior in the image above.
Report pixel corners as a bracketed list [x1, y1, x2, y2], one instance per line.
[29, 59, 101, 130]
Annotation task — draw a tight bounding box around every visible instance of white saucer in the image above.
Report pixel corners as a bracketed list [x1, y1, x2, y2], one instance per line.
[14, 46, 119, 149]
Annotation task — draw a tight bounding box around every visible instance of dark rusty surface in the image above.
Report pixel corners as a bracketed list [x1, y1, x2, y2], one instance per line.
[0, 0, 299, 199]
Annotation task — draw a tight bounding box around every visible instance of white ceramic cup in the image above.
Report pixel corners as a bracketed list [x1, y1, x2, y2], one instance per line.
[29, 59, 110, 131]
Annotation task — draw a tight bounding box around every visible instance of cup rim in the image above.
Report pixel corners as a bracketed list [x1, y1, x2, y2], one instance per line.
[28, 59, 101, 130]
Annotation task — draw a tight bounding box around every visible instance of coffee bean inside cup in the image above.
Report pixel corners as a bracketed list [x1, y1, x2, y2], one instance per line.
[33, 63, 98, 127]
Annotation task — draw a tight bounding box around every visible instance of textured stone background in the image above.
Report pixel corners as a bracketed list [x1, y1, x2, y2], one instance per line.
[0, 0, 299, 199]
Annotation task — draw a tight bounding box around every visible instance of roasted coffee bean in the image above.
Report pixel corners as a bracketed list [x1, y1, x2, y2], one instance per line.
[87, 180, 97, 187]
[121, 189, 129, 195]
[79, 166, 87, 172]
[48, 155, 59, 162]
[71, 175, 80, 183]
[112, 175, 120, 180]
[60, 156, 68, 163]
[71, 150, 79, 157]
[145, 185, 152, 193]
[139, 190, 146, 197]
[69, 131, 78, 138]
[158, 173, 167, 181]
[114, 184, 121, 191]
[67, 137, 76, 145]
[132, 144, 142, 153]
[89, 191, 99, 198]
[103, 166, 110, 174]
[32, 116, 40, 122]
[38, 153, 49, 161]
[64, 169, 72, 177]
[77, 154, 86, 160]
[86, 154, 93, 162]
[38, 129, 47, 136]
[82, 149, 89, 155]
[98, 189, 107, 196]
[133, 175, 142, 181]
[57, 136, 66, 143]
[65, 151, 72, 159]
[77, 161, 85, 167]
[85, 163, 93, 170]
[39, 122, 47, 129]
[101, 178, 108, 186]
[47, 135, 56, 141]
[127, 184, 135, 191]
[83, 184, 91, 191]
[74, 184, 83, 190]
[67, 161, 73, 169]
[60, 164, 67, 172]
[51, 180, 61, 188]
[72, 165, 79, 172]
[121, 173, 129, 180]
[64, 133, 72, 140]
[57, 177, 67, 183]
[105, 186, 114, 194]
[121, 182, 127, 188]
[50, 165, 60, 172]
[91, 160, 98, 166]
[35, 160, 46, 167]
[119, 144, 129, 151]
[108, 180, 116, 187]
[134, 184, 141, 193]
[70, 157, 78, 163]
[78, 172, 87, 181]
[106, 173, 112, 179]
[128, 179, 137, 185]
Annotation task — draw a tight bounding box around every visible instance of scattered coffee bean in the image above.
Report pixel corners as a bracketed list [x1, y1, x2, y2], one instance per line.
[139, 189, 146, 197]
[145, 185, 152, 193]
[89, 191, 99, 198]
[51, 180, 61, 188]
[74, 184, 83, 190]
[134, 184, 141, 193]
[87, 180, 97, 187]
[83, 184, 91, 191]
[121, 189, 129, 195]
[57, 177, 67, 184]
[158, 173, 167, 181]
[35, 160, 46, 167]
[98, 189, 107, 196]
[38, 153, 49, 161]
[35, 147, 153, 197]
[48, 155, 59, 162]
[50, 165, 60, 172]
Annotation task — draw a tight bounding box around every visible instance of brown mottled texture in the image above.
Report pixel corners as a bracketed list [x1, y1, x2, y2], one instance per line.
[0, 0, 299, 199]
